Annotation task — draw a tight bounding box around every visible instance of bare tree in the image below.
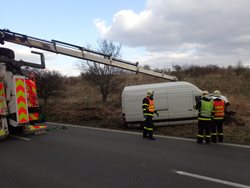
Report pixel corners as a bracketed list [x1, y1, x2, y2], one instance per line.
[35, 70, 64, 105]
[172, 64, 182, 72]
[235, 60, 245, 76]
[79, 39, 122, 102]
[143, 64, 151, 70]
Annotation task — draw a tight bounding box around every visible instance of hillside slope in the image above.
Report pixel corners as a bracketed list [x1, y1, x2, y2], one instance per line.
[43, 68, 250, 145]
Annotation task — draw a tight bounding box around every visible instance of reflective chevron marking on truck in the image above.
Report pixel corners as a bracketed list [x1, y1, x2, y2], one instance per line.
[25, 79, 39, 107]
[0, 77, 5, 97]
[15, 77, 29, 124]
[0, 77, 7, 115]
[29, 112, 39, 121]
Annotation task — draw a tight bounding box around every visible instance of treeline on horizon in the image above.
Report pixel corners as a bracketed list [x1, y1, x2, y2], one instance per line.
[143, 62, 249, 79]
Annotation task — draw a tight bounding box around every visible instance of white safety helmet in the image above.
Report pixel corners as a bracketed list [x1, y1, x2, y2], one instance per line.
[147, 89, 154, 97]
[213, 90, 221, 97]
[202, 90, 209, 98]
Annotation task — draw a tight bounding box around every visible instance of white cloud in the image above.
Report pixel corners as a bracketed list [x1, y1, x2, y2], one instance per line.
[93, 19, 110, 35]
[94, 0, 250, 68]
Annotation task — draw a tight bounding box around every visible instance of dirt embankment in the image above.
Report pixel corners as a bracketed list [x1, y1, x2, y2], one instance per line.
[43, 69, 250, 145]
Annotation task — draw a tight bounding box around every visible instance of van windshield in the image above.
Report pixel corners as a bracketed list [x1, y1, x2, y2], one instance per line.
[195, 95, 201, 102]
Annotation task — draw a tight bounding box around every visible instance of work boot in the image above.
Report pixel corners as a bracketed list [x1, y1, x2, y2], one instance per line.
[196, 140, 202, 144]
[218, 135, 223, 143]
[143, 134, 148, 138]
[143, 129, 148, 138]
[205, 138, 210, 144]
[211, 135, 217, 143]
[148, 132, 155, 140]
[148, 136, 155, 140]
[197, 137, 203, 144]
[211, 138, 217, 143]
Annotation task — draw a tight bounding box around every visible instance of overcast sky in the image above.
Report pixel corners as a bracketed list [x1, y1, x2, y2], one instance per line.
[1, 0, 250, 76]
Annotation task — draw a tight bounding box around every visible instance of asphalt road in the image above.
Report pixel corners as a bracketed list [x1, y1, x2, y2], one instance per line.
[1, 122, 250, 188]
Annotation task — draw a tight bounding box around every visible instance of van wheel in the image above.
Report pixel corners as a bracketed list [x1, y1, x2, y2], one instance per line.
[0, 47, 15, 59]
[140, 122, 144, 129]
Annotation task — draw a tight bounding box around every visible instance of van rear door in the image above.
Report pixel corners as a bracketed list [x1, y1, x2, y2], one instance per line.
[123, 92, 144, 123]
[167, 90, 195, 125]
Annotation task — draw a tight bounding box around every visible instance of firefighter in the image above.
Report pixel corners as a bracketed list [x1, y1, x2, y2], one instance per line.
[195, 91, 214, 144]
[211, 90, 225, 143]
[220, 95, 230, 108]
[142, 90, 159, 140]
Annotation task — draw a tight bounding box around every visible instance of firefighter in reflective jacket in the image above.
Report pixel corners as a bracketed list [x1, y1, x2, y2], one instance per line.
[195, 91, 214, 144]
[142, 90, 159, 140]
[211, 90, 225, 143]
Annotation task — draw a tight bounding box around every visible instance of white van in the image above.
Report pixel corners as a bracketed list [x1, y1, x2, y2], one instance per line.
[122, 81, 202, 127]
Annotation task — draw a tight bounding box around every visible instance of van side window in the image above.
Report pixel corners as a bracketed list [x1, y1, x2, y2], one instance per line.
[195, 95, 201, 103]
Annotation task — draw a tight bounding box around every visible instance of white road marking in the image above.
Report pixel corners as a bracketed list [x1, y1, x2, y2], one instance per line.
[47, 122, 250, 149]
[9, 135, 31, 141]
[220, 143, 250, 149]
[48, 122, 142, 135]
[173, 170, 250, 188]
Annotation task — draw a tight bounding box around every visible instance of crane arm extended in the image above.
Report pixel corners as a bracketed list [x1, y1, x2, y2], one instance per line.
[0, 29, 178, 81]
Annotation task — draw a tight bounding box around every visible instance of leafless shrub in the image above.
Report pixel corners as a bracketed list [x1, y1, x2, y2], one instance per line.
[35, 69, 64, 105]
[79, 39, 123, 102]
